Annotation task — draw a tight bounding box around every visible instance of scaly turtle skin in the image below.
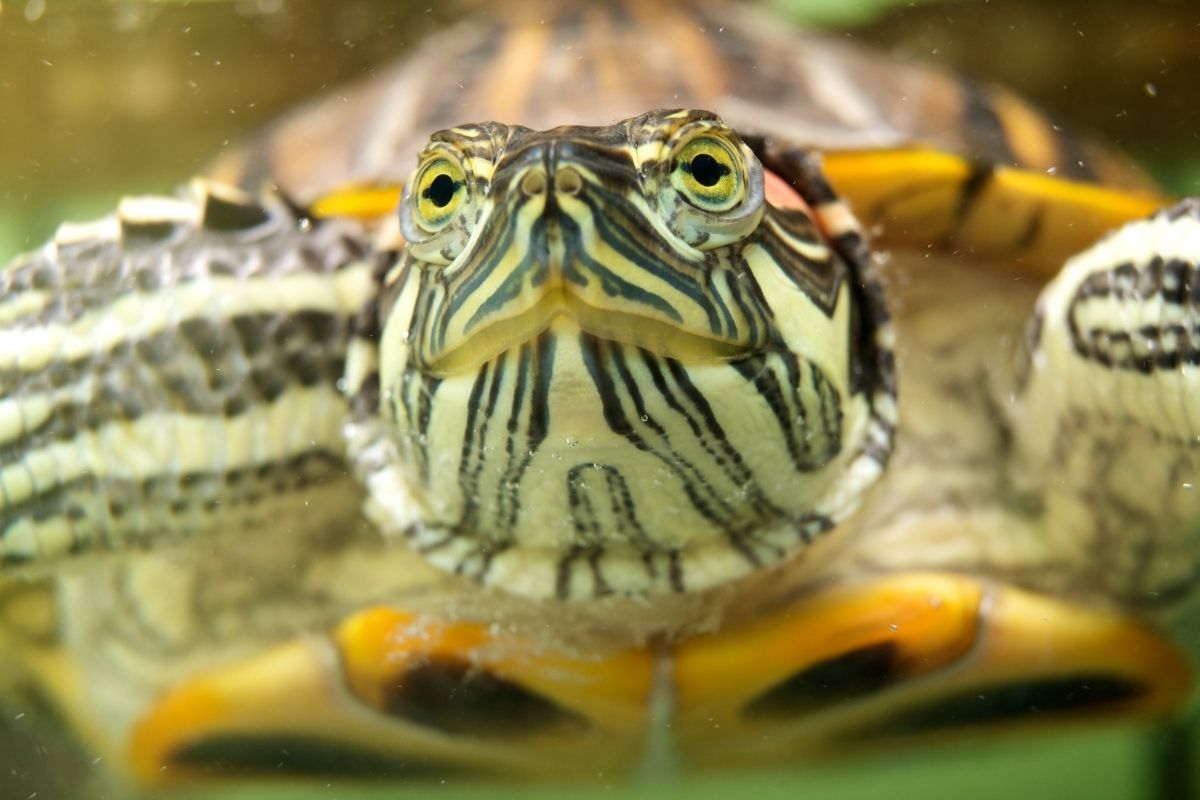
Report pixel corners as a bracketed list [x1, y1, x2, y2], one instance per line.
[0, 0, 1197, 789]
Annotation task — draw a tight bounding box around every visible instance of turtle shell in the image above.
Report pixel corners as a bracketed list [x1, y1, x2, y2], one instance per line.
[208, 0, 1164, 280]
[211, 0, 1153, 202]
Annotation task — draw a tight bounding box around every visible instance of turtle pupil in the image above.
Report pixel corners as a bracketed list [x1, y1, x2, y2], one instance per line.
[687, 153, 729, 188]
[424, 173, 459, 208]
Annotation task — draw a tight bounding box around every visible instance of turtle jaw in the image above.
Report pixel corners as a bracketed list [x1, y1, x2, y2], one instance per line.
[423, 284, 759, 378]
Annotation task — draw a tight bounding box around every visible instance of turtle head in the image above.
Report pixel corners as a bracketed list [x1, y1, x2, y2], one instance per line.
[398, 109, 771, 374]
[363, 109, 895, 598]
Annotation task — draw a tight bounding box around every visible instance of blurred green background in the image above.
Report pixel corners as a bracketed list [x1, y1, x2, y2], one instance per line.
[0, 1, 1198, 799]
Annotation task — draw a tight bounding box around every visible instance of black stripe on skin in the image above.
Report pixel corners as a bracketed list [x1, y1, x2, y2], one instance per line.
[580, 335, 739, 534]
[657, 356, 789, 567]
[749, 137, 895, 405]
[568, 178, 695, 299]
[562, 190, 699, 324]
[451, 537, 512, 583]
[414, 372, 444, 477]
[491, 335, 556, 537]
[731, 351, 841, 471]
[1071, 258, 1198, 307]
[759, 210, 847, 318]
[395, 369, 440, 482]
[1, 451, 346, 566]
[633, 347, 779, 525]
[491, 341, 533, 535]
[719, 265, 763, 348]
[667, 549, 685, 593]
[555, 542, 614, 599]
[731, 354, 806, 472]
[793, 512, 835, 544]
[561, 463, 645, 598]
[1069, 322, 1200, 373]
[0, 311, 348, 471]
[610, 342, 779, 522]
[661, 355, 785, 518]
[453, 208, 548, 340]
[449, 357, 504, 539]
[1066, 256, 1200, 373]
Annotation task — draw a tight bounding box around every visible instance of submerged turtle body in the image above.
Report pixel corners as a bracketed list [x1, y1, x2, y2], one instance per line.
[1, 0, 1198, 789]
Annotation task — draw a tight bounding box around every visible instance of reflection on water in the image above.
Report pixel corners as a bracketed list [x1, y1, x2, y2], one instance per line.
[1, 1, 1198, 799]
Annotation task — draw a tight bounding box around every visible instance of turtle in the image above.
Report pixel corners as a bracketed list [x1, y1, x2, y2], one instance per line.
[1, 0, 1198, 793]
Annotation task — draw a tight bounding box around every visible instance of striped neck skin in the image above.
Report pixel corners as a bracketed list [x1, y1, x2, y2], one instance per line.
[368, 109, 888, 599]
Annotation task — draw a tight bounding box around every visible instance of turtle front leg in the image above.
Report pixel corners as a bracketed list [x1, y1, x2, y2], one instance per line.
[1013, 199, 1200, 612]
[0, 180, 376, 571]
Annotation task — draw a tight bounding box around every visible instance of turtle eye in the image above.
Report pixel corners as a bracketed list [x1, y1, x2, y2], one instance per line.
[670, 136, 744, 213]
[411, 157, 468, 233]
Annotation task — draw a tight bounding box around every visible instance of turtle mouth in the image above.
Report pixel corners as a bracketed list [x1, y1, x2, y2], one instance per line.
[425, 287, 754, 377]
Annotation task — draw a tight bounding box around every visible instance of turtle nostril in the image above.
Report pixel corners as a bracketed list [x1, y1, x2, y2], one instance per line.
[520, 171, 548, 197]
[555, 167, 582, 196]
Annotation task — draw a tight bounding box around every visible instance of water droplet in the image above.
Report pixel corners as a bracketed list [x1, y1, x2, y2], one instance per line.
[1144, 83, 1158, 98]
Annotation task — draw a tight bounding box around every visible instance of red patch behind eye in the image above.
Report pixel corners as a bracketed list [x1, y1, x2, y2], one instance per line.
[763, 169, 808, 212]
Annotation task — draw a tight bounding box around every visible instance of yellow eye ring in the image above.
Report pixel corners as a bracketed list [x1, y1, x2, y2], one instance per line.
[670, 136, 744, 212]
[412, 157, 468, 232]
